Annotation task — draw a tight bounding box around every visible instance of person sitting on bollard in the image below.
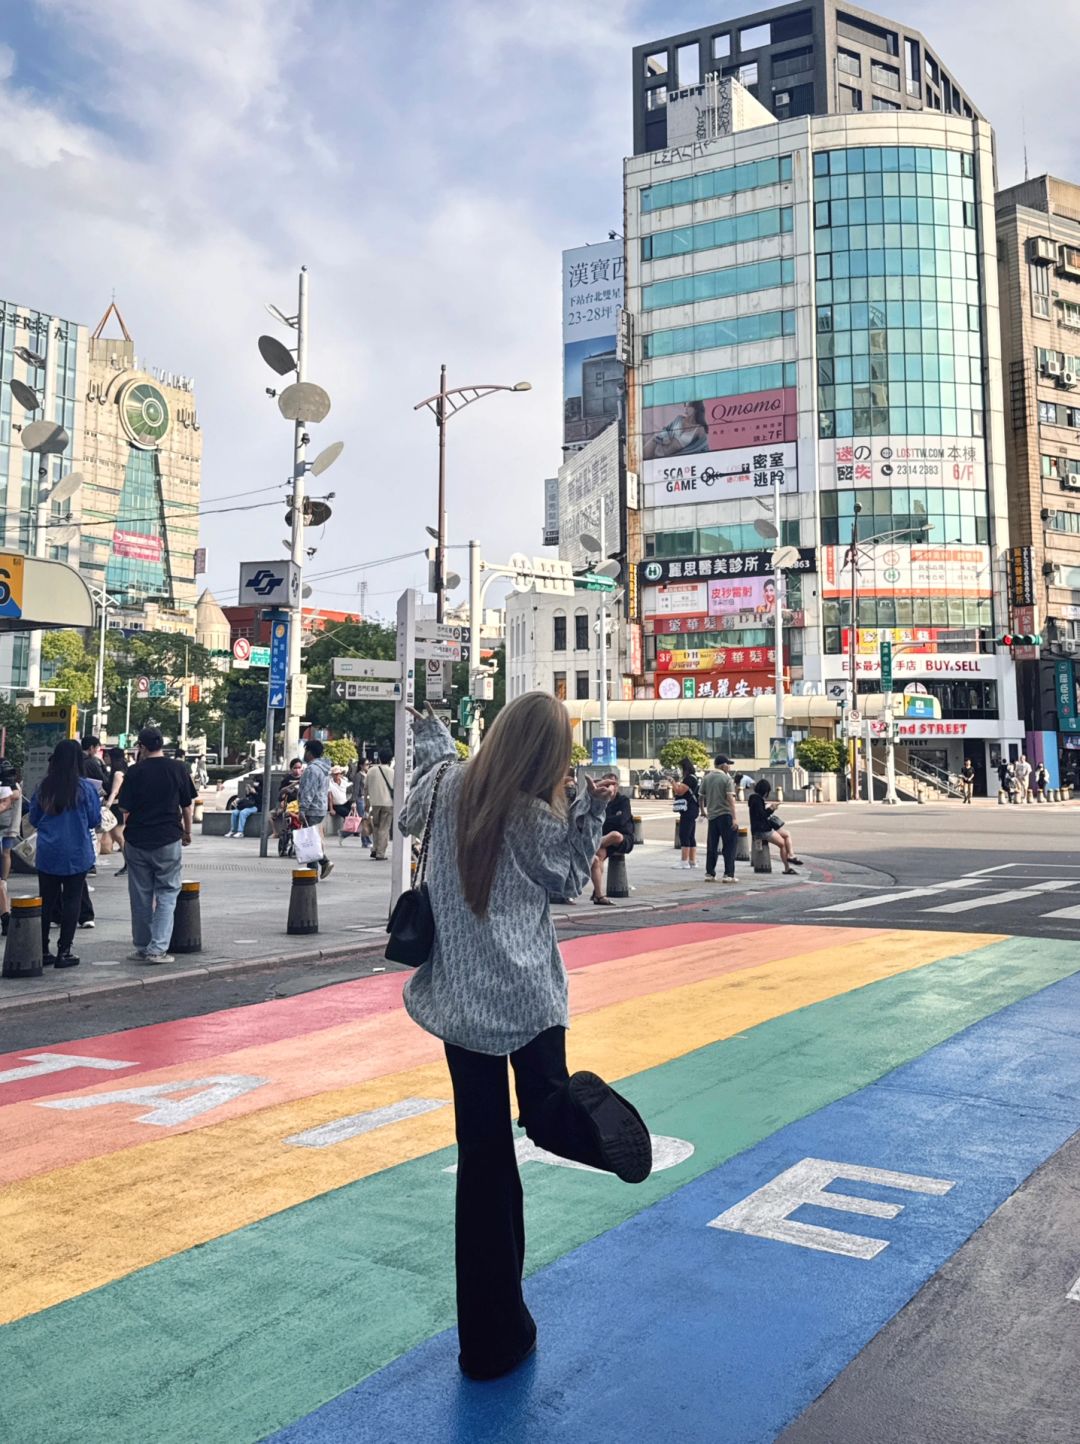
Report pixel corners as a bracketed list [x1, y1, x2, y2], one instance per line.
[227, 777, 263, 838]
[399, 695, 652, 1384]
[748, 779, 802, 875]
[1034, 762, 1050, 801]
[29, 739, 101, 968]
[590, 773, 634, 906]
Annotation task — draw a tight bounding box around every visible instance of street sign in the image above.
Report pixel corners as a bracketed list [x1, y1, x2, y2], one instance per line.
[249, 645, 270, 668]
[333, 679, 403, 701]
[333, 657, 401, 679]
[414, 621, 464, 642]
[268, 617, 289, 710]
[880, 640, 893, 693]
[149, 680, 167, 699]
[232, 638, 251, 662]
[415, 639, 461, 662]
[238, 559, 300, 610]
[575, 575, 617, 593]
[0, 553, 25, 620]
[136, 675, 150, 697]
[425, 659, 445, 702]
[591, 737, 618, 767]
[848, 709, 861, 724]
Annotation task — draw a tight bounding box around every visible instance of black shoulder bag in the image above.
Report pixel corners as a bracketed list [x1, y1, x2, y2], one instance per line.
[385, 761, 452, 967]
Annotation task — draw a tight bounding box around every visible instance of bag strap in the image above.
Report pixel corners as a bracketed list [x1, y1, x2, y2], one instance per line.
[415, 761, 453, 887]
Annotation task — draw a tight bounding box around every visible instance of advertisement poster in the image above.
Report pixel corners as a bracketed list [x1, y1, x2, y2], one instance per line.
[841, 627, 941, 654]
[817, 436, 986, 489]
[641, 548, 815, 586]
[112, 530, 164, 563]
[644, 443, 797, 508]
[648, 582, 708, 616]
[708, 574, 781, 618]
[645, 610, 805, 638]
[563, 241, 624, 449]
[643, 388, 798, 459]
[820, 545, 990, 599]
[658, 645, 780, 673]
[656, 672, 778, 700]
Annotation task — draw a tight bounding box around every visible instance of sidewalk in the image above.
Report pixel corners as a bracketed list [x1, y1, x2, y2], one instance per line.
[0, 806, 853, 1012]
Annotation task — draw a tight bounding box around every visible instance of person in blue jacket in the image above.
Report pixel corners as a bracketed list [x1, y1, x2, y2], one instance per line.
[29, 738, 101, 967]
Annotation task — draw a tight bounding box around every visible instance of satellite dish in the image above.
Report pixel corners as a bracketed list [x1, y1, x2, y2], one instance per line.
[49, 472, 83, 504]
[754, 518, 778, 540]
[258, 334, 297, 377]
[771, 545, 802, 571]
[310, 440, 344, 476]
[302, 585, 312, 599]
[445, 572, 462, 590]
[21, 420, 69, 454]
[277, 382, 331, 423]
[596, 559, 620, 579]
[580, 532, 601, 554]
[285, 499, 333, 527]
[50, 525, 80, 545]
[14, 346, 46, 368]
[9, 379, 40, 412]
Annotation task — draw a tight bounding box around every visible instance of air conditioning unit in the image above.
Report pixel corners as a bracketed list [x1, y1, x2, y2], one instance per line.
[1064, 639, 1079, 655]
[1060, 245, 1080, 278]
[1065, 473, 1080, 489]
[775, 90, 791, 105]
[1030, 236, 1056, 264]
[1062, 371, 1079, 389]
[1046, 358, 1063, 377]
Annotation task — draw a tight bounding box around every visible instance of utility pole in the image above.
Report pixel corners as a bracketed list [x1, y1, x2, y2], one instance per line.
[847, 503, 863, 800]
[772, 466, 785, 749]
[597, 505, 609, 740]
[285, 266, 309, 763]
[435, 365, 448, 623]
[468, 538, 482, 754]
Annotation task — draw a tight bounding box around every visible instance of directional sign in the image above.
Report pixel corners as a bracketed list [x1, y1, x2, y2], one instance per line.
[148, 680, 167, 699]
[249, 646, 270, 668]
[333, 657, 401, 680]
[268, 618, 289, 710]
[880, 640, 893, 693]
[333, 679, 403, 702]
[414, 622, 464, 642]
[575, 575, 617, 593]
[416, 640, 461, 662]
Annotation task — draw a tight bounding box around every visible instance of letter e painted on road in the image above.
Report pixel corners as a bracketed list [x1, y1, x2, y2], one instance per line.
[37, 1075, 269, 1127]
[707, 1157, 955, 1259]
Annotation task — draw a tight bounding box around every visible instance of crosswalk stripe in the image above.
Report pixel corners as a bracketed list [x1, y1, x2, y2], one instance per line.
[1040, 904, 1080, 920]
[923, 881, 1074, 915]
[812, 880, 981, 914]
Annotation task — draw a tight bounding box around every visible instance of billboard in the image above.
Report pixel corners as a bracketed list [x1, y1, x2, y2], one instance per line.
[542, 477, 560, 547]
[817, 436, 986, 490]
[708, 574, 781, 618]
[657, 644, 782, 673]
[643, 388, 797, 459]
[820, 545, 991, 599]
[563, 241, 624, 450]
[640, 548, 815, 585]
[643, 443, 797, 508]
[656, 672, 779, 700]
[557, 423, 621, 572]
[112, 530, 163, 563]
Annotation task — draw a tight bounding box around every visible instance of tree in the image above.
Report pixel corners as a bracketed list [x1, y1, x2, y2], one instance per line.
[570, 743, 589, 766]
[325, 738, 358, 768]
[659, 737, 711, 772]
[0, 699, 26, 763]
[796, 738, 844, 774]
[41, 631, 97, 711]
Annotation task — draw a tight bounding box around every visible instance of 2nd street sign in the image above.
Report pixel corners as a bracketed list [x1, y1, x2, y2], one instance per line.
[414, 622, 463, 642]
[333, 679, 403, 701]
[415, 640, 461, 662]
[333, 657, 401, 680]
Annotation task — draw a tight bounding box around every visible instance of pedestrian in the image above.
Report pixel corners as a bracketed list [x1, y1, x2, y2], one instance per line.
[1014, 754, 1032, 801]
[116, 725, 197, 964]
[271, 759, 304, 840]
[80, 735, 107, 790]
[960, 758, 975, 804]
[748, 779, 802, 874]
[227, 776, 263, 837]
[589, 773, 634, 905]
[0, 760, 22, 934]
[28, 738, 101, 968]
[672, 754, 700, 869]
[297, 739, 334, 880]
[401, 695, 652, 1382]
[1034, 761, 1050, 800]
[327, 764, 351, 822]
[701, 755, 739, 883]
[365, 746, 395, 861]
[101, 746, 128, 860]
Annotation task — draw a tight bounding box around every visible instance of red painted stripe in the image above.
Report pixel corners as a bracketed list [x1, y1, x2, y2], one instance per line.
[560, 921, 766, 968]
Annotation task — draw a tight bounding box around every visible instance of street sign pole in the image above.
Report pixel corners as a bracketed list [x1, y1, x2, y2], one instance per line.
[391, 589, 417, 909]
[880, 639, 899, 804]
[260, 612, 290, 859]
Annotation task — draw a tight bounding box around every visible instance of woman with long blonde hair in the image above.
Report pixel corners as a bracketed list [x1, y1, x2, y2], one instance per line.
[401, 693, 653, 1381]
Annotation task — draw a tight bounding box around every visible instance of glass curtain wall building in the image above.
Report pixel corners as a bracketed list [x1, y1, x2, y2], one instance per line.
[624, 92, 1020, 776]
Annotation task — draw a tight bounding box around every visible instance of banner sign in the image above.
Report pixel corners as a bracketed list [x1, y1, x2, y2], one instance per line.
[831, 653, 995, 679]
[112, 530, 163, 563]
[656, 672, 779, 700]
[817, 436, 986, 489]
[648, 582, 708, 615]
[841, 627, 941, 655]
[640, 548, 815, 586]
[563, 241, 624, 449]
[708, 575, 782, 618]
[643, 388, 797, 458]
[1007, 546, 1035, 607]
[820, 545, 990, 599]
[542, 477, 560, 547]
[644, 443, 797, 508]
[658, 645, 781, 673]
[1057, 659, 1080, 733]
[645, 610, 806, 638]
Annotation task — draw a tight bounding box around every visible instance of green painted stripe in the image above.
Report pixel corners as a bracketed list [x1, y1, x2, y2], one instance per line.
[2, 936, 1076, 1444]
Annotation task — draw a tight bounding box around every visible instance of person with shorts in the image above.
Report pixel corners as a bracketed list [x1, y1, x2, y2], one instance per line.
[590, 774, 634, 905]
[748, 778, 803, 874]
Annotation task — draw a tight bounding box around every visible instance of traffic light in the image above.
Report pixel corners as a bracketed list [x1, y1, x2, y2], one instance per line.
[997, 633, 1042, 648]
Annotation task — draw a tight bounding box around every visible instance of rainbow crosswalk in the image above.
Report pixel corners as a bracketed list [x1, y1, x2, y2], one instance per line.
[1, 921, 1078, 1443]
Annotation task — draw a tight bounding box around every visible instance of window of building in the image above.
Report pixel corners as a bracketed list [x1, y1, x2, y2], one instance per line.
[723, 60, 759, 88]
[645, 87, 668, 110]
[644, 360, 797, 410]
[574, 612, 589, 650]
[641, 204, 793, 261]
[820, 489, 988, 547]
[772, 46, 813, 79]
[904, 38, 921, 97]
[553, 671, 567, 700]
[839, 84, 863, 112]
[1047, 509, 1080, 534]
[641, 153, 793, 213]
[644, 308, 796, 359]
[642, 255, 795, 311]
[926, 54, 939, 84]
[871, 94, 900, 111]
[870, 60, 900, 91]
[1031, 262, 1051, 318]
[774, 82, 815, 118]
[553, 612, 566, 651]
[677, 43, 700, 87]
[740, 22, 770, 49]
[772, 9, 813, 42]
[643, 50, 668, 78]
[1060, 299, 1080, 330]
[837, 11, 897, 53]
[837, 48, 862, 77]
[712, 32, 731, 60]
[575, 671, 590, 701]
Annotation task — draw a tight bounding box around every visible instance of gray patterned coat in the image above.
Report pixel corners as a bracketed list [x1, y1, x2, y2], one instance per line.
[400, 717, 606, 1055]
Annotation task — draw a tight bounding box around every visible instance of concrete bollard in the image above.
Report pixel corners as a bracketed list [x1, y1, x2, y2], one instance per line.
[775, 785, 784, 804]
[169, 881, 202, 954]
[633, 815, 644, 847]
[751, 836, 772, 873]
[287, 868, 319, 935]
[997, 789, 1006, 805]
[674, 821, 681, 849]
[3, 896, 43, 978]
[606, 853, 630, 899]
[736, 827, 750, 863]
[193, 798, 204, 825]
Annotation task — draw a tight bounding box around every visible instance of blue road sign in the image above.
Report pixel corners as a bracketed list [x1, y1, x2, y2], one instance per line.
[268, 617, 289, 710]
[591, 736, 618, 767]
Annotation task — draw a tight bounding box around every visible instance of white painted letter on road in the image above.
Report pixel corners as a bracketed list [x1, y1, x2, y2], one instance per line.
[284, 1098, 449, 1148]
[37, 1075, 269, 1126]
[708, 1157, 955, 1259]
[444, 1131, 694, 1176]
[0, 1052, 136, 1086]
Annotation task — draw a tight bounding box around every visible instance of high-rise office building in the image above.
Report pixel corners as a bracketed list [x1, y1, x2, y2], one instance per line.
[615, 78, 1021, 787]
[633, 1, 980, 157]
[996, 176, 1080, 777]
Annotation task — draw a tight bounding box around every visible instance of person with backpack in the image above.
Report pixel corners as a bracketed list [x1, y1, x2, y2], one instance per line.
[590, 773, 634, 905]
[400, 694, 652, 1382]
[29, 738, 101, 967]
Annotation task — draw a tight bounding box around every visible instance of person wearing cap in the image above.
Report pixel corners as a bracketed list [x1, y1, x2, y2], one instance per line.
[701, 755, 739, 884]
[327, 764, 350, 819]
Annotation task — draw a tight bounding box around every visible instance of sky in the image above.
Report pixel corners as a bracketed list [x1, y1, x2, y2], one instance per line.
[0, 0, 1076, 621]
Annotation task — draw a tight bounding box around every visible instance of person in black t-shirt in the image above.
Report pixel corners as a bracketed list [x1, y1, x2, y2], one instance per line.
[81, 736, 107, 789]
[117, 726, 197, 964]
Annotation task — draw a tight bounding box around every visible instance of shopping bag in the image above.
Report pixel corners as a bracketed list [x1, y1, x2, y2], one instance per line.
[293, 824, 323, 865]
[342, 807, 363, 837]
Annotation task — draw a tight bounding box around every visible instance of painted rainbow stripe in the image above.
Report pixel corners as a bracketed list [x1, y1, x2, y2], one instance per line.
[0, 922, 1077, 1443]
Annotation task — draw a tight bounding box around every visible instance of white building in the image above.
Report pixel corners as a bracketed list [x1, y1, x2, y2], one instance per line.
[506, 585, 618, 703]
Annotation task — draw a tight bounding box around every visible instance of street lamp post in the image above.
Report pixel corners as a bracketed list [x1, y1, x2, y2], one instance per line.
[414, 372, 530, 623]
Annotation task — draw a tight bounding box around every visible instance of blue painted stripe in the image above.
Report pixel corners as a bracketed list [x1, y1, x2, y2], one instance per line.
[268, 973, 1080, 1444]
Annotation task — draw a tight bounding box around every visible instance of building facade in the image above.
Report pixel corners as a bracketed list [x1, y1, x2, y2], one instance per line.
[633, 0, 981, 157]
[618, 82, 1021, 782]
[996, 176, 1080, 780]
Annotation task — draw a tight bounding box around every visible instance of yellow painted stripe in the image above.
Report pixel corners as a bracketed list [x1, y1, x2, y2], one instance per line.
[0, 929, 997, 1324]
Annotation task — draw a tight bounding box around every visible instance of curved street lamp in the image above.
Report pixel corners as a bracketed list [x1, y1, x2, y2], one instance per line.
[414, 367, 530, 621]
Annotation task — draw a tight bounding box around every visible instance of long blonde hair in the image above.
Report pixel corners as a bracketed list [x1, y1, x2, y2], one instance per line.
[457, 691, 573, 917]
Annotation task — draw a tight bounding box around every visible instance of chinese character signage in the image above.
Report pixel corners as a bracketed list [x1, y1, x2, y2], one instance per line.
[820, 545, 990, 599]
[643, 442, 798, 508]
[818, 436, 986, 489]
[563, 241, 624, 449]
[1007, 547, 1035, 607]
[657, 645, 780, 673]
[640, 548, 815, 586]
[709, 575, 782, 618]
[542, 478, 559, 547]
[656, 672, 780, 700]
[1057, 660, 1080, 733]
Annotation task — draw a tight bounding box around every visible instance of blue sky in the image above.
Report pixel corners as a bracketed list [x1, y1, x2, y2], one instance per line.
[0, 0, 1075, 617]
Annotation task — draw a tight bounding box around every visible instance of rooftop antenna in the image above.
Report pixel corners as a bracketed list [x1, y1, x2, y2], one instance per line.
[92, 298, 132, 341]
[1022, 107, 1029, 182]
